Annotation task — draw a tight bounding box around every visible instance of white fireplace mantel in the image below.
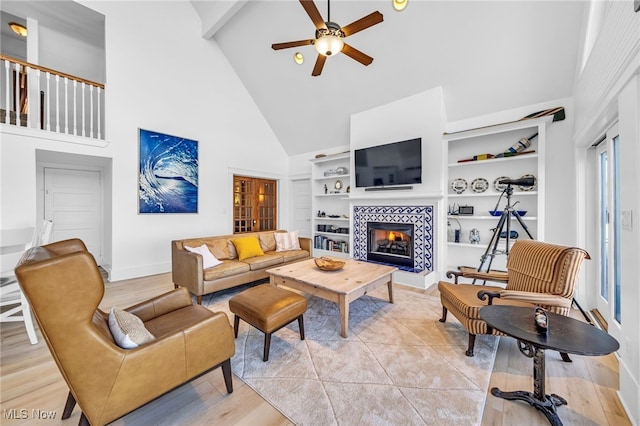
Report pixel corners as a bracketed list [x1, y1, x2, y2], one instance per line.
[347, 192, 443, 201]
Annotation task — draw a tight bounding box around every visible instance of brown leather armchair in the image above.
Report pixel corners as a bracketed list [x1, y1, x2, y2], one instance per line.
[15, 239, 235, 426]
[438, 240, 590, 357]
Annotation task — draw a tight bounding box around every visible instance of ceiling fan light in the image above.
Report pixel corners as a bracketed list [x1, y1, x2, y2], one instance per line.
[9, 22, 27, 37]
[315, 35, 344, 56]
[392, 0, 408, 12]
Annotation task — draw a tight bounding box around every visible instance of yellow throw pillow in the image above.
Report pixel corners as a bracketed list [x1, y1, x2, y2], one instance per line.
[231, 236, 265, 261]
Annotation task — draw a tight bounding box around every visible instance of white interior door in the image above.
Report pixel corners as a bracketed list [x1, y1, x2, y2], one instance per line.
[291, 178, 312, 238]
[44, 168, 102, 264]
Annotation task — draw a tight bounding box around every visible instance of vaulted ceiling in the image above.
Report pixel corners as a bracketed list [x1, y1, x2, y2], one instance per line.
[1, 1, 586, 156]
[205, 1, 585, 155]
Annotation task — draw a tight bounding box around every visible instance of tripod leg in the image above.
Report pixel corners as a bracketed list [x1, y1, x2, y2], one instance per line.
[478, 213, 508, 273]
[512, 211, 534, 239]
[572, 298, 593, 325]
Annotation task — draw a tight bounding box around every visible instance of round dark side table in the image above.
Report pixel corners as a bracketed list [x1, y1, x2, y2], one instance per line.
[479, 305, 619, 426]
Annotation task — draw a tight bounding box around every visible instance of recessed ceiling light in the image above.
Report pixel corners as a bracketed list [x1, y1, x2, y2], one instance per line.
[392, 0, 408, 12]
[9, 22, 27, 37]
[294, 52, 304, 65]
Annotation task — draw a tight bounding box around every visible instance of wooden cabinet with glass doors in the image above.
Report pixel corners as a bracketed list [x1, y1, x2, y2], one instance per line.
[233, 175, 277, 233]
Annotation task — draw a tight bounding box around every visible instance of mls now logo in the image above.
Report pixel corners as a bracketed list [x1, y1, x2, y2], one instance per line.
[3, 409, 57, 420]
[3, 409, 28, 419]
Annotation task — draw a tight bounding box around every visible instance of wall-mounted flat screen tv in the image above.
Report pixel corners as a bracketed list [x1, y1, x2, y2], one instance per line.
[354, 138, 422, 188]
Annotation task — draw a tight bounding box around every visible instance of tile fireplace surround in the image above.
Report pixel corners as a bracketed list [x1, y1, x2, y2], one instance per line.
[352, 205, 433, 272]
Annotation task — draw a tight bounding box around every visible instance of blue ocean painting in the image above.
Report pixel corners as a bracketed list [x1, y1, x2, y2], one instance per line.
[138, 129, 198, 214]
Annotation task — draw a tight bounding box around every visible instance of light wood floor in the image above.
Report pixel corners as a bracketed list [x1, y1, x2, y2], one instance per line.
[0, 273, 630, 425]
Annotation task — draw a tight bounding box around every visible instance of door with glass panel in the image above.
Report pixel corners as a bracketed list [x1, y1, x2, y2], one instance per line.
[233, 176, 277, 234]
[594, 123, 621, 330]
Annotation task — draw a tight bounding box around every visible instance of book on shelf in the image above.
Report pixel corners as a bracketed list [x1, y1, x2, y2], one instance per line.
[314, 235, 349, 253]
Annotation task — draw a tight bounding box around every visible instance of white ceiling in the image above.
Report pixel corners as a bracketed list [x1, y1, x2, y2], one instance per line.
[210, 0, 585, 155]
[1, 1, 104, 49]
[1, 1, 586, 156]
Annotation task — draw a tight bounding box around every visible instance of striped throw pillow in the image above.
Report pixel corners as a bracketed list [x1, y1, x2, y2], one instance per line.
[275, 231, 301, 252]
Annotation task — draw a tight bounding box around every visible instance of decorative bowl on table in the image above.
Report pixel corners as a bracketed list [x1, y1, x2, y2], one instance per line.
[314, 257, 345, 271]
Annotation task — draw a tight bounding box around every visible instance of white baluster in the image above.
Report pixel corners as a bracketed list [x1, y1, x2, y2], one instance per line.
[55, 75, 60, 132]
[73, 80, 77, 135]
[35, 69, 41, 130]
[14, 63, 20, 125]
[81, 82, 85, 137]
[96, 87, 101, 139]
[45, 72, 51, 131]
[4, 60, 9, 124]
[64, 77, 68, 134]
[25, 67, 31, 128]
[89, 85, 94, 138]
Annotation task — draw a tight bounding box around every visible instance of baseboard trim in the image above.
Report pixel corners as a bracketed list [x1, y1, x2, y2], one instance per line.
[591, 308, 608, 331]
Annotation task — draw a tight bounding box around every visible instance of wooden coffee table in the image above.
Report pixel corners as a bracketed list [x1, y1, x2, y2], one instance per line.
[266, 258, 397, 337]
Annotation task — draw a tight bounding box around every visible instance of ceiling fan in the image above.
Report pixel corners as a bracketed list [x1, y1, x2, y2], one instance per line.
[271, 0, 383, 77]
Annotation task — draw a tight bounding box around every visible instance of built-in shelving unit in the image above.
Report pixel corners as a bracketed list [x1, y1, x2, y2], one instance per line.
[310, 153, 351, 259]
[443, 116, 550, 271]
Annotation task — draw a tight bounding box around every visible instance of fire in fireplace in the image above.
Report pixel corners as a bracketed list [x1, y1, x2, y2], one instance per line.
[366, 222, 414, 267]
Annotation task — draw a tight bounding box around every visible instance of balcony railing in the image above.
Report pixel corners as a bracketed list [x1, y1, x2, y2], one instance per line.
[0, 54, 104, 140]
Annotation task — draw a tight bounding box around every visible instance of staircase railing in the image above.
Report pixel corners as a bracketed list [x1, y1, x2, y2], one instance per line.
[0, 54, 104, 140]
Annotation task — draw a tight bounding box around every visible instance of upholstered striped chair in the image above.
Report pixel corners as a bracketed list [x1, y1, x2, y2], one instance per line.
[438, 240, 590, 357]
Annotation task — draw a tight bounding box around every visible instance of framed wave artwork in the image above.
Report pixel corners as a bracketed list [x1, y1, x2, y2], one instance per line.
[138, 128, 198, 214]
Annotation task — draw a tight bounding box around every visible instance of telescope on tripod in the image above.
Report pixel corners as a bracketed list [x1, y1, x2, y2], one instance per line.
[477, 177, 535, 273]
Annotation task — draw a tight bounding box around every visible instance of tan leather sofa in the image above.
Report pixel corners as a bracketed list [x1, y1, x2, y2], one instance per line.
[15, 239, 235, 426]
[172, 230, 311, 304]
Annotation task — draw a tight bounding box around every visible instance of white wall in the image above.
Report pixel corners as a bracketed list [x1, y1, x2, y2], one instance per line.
[616, 74, 640, 426]
[38, 24, 105, 84]
[572, 1, 640, 422]
[1, 1, 290, 282]
[350, 88, 447, 197]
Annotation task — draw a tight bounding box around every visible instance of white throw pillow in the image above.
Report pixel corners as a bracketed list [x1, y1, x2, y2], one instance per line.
[275, 231, 301, 252]
[108, 307, 155, 349]
[184, 244, 222, 269]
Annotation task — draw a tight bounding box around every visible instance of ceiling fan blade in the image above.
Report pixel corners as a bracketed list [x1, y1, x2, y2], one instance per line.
[272, 39, 314, 50]
[341, 11, 383, 37]
[300, 0, 326, 30]
[312, 54, 326, 76]
[342, 43, 374, 66]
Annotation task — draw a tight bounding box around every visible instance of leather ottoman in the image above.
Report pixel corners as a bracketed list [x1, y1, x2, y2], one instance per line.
[229, 284, 307, 361]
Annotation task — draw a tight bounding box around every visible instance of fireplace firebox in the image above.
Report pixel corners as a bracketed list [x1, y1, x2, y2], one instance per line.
[353, 205, 433, 273]
[366, 222, 414, 267]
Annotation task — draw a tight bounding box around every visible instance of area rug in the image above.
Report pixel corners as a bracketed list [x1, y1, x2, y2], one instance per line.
[205, 284, 498, 426]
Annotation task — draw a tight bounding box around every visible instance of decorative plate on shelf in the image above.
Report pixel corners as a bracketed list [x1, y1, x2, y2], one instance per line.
[450, 178, 468, 194]
[518, 174, 537, 191]
[493, 176, 510, 192]
[470, 178, 489, 193]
